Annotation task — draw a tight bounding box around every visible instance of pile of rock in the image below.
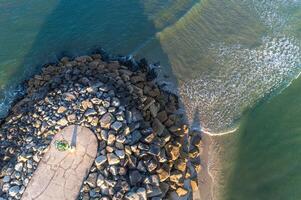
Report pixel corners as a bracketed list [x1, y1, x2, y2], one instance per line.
[0, 54, 202, 200]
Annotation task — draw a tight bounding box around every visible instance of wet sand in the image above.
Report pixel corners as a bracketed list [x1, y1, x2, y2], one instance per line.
[196, 131, 239, 200]
[195, 133, 214, 200]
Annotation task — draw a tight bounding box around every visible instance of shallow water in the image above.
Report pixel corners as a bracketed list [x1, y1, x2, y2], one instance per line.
[138, 0, 301, 132]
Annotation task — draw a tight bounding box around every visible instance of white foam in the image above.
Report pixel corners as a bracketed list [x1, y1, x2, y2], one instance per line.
[180, 36, 301, 133]
[0, 84, 25, 118]
[249, 0, 300, 32]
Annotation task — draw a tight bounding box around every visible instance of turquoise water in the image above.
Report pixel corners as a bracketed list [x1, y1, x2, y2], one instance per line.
[0, 0, 164, 116]
[0, 1, 301, 199]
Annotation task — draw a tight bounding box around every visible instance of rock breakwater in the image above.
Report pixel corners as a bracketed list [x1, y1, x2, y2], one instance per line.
[0, 54, 202, 199]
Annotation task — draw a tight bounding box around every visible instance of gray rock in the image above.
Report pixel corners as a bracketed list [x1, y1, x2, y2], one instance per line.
[105, 179, 116, 187]
[100, 113, 114, 129]
[175, 187, 188, 197]
[27, 160, 33, 169]
[113, 192, 124, 200]
[116, 115, 124, 121]
[115, 142, 124, 151]
[67, 114, 76, 123]
[81, 100, 93, 110]
[143, 98, 155, 110]
[85, 173, 97, 187]
[23, 178, 29, 186]
[138, 143, 149, 151]
[157, 111, 168, 122]
[141, 127, 153, 135]
[125, 110, 133, 123]
[98, 85, 109, 92]
[14, 172, 21, 179]
[116, 135, 126, 144]
[111, 97, 120, 107]
[131, 109, 143, 122]
[121, 181, 130, 192]
[85, 86, 95, 93]
[136, 187, 147, 200]
[145, 159, 157, 172]
[19, 185, 25, 194]
[57, 117, 68, 126]
[82, 184, 90, 193]
[118, 167, 127, 176]
[151, 197, 162, 200]
[124, 191, 140, 200]
[142, 132, 155, 144]
[63, 93, 76, 101]
[10, 179, 22, 186]
[149, 104, 159, 118]
[111, 121, 123, 131]
[95, 155, 107, 167]
[107, 153, 120, 165]
[159, 182, 169, 197]
[8, 185, 20, 197]
[40, 121, 48, 132]
[109, 166, 118, 176]
[137, 161, 146, 172]
[18, 153, 31, 162]
[152, 118, 165, 136]
[57, 106, 67, 114]
[143, 174, 160, 186]
[146, 185, 162, 198]
[25, 136, 33, 143]
[100, 130, 108, 141]
[2, 183, 10, 192]
[97, 106, 107, 115]
[91, 98, 102, 105]
[106, 146, 114, 153]
[115, 150, 125, 159]
[127, 155, 137, 169]
[3, 175, 10, 183]
[129, 170, 142, 186]
[14, 163, 23, 172]
[148, 144, 160, 156]
[84, 108, 97, 116]
[158, 150, 167, 163]
[167, 144, 180, 161]
[127, 130, 142, 145]
[108, 107, 116, 113]
[169, 171, 183, 183]
[90, 188, 101, 198]
[107, 133, 116, 146]
[96, 173, 105, 187]
[102, 100, 111, 108]
[150, 175, 160, 186]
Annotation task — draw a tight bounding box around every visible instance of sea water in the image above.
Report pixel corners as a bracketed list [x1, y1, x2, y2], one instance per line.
[0, 0, 301, 199]
[219, 76, 301, 200]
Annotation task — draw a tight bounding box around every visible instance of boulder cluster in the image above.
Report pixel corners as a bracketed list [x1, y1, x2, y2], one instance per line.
[0, 54, 202, 200]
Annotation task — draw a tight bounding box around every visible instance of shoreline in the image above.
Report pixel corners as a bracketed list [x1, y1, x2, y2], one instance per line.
[194, 132, 213, 200]
[194, 132, 228, 200]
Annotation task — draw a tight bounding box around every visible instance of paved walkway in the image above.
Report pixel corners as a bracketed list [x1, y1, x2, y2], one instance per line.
[22, 125, 98, 200]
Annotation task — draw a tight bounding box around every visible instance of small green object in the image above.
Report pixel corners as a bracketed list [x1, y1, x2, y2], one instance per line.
[55, 139, 70, 151]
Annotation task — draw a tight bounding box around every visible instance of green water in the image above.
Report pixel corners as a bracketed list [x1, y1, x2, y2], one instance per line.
[223, 76, 301, 200]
